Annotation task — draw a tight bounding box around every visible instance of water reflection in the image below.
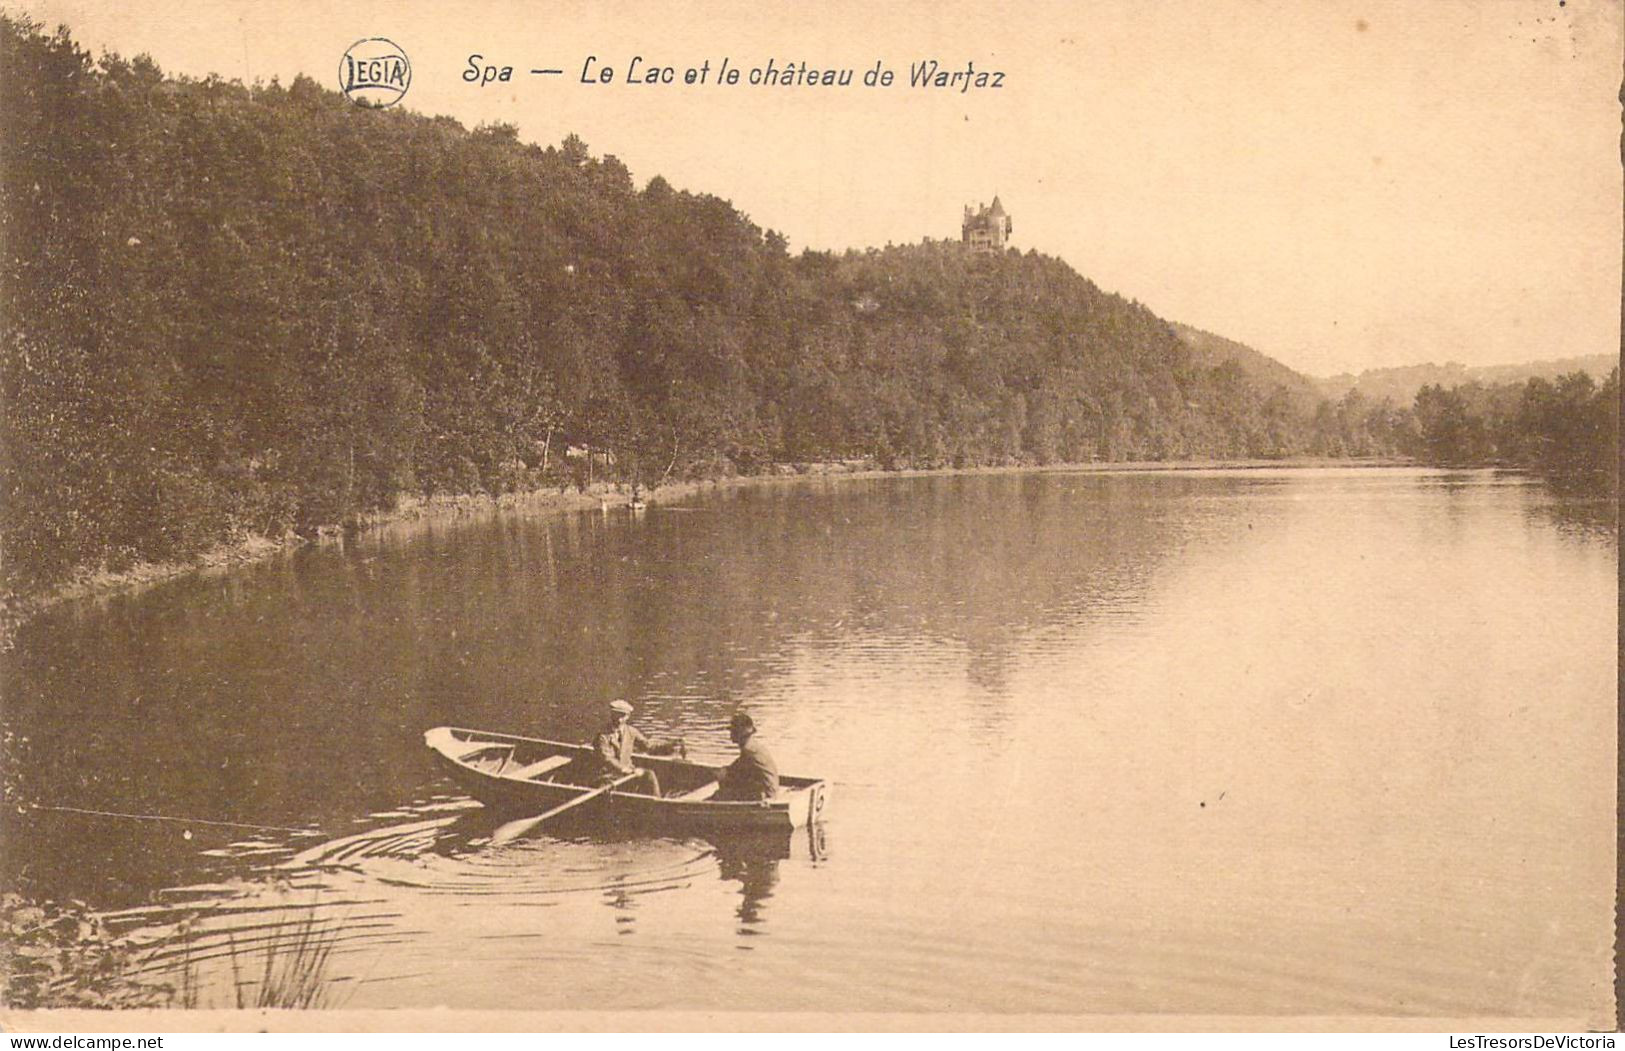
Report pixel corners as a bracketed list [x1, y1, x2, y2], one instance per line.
[706, 826, 828, 937]
[2, 471, 1216, 910]
[77, 800, 835, 1002]
[605, 883, 638, 936]
[2, 468, 1615, 1019]
[1522, 491, 1618, 544]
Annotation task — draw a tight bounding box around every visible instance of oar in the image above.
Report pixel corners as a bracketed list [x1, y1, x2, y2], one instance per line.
[489, 772, 640, 846]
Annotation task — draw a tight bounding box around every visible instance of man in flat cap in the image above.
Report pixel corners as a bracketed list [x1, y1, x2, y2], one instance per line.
[593, 699, 683, 796]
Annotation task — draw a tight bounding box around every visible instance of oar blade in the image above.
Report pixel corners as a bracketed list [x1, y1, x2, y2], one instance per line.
[488, 772, 637, 846]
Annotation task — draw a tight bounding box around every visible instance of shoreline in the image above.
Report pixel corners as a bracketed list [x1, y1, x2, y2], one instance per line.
[0, 456, 1420, 635]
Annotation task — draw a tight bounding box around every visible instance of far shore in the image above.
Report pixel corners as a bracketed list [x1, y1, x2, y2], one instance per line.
[0, 455, 1422, 635]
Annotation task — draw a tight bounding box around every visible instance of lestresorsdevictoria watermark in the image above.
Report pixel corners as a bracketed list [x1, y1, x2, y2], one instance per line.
[1449, 1038, 1615, 1049]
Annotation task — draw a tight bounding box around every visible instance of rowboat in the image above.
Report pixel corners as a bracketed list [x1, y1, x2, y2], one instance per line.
[423, 726, 830, 832]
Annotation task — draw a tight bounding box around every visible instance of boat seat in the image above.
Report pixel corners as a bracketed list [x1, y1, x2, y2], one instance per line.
[671, 782, 719, 802]
[504, 755, 574, 781]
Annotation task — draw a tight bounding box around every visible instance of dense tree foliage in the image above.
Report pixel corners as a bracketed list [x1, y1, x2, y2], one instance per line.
[1, 18, 1613, 594]
[1299, 369, 1618, 487]
[1409, 370, 1619, 487]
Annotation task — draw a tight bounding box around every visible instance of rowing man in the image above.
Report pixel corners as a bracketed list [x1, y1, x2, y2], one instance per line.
[593, 700, 683, 795]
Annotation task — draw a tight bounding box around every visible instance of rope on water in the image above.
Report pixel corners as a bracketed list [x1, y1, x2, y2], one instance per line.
[21, 801, 319, 836]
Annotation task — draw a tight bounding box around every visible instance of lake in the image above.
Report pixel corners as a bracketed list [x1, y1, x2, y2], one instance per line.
[1, 468, 1615, 1024]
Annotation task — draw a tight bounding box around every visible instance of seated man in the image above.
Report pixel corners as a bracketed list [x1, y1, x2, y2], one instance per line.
[713, 711, 780, 802]
[593, 699, 682, 795]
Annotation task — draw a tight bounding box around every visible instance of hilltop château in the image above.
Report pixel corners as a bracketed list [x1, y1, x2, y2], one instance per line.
[961, 197, 1012, 252]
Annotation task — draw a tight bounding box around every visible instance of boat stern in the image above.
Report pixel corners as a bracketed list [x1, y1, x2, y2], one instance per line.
[806, 780, 830, 827]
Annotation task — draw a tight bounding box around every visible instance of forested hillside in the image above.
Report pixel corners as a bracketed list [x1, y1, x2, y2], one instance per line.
[1, 17, 1346, 592]
[2, 18, 1612, 599]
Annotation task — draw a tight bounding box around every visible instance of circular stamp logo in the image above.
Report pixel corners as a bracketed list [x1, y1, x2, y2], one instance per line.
[339, 38, 411, 108]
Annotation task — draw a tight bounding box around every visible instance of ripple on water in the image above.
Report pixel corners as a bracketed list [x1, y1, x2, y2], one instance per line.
[99, 792, 758, 1007]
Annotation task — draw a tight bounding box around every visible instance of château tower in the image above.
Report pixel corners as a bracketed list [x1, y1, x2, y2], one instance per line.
[961, 197, 1012, 252]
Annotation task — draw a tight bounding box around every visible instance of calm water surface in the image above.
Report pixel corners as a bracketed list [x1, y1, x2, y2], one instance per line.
[2, 469, 1615, 1021]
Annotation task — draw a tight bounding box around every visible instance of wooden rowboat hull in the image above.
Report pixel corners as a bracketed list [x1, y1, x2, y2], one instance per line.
[424, 726, 829, 832]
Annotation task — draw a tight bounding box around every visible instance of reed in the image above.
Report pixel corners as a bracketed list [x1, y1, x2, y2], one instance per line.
[240, 906, 342, 1010]
[170, 902, 344, 1010]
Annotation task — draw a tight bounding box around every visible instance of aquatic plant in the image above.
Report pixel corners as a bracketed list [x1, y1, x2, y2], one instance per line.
[233, 906, 342, 1010]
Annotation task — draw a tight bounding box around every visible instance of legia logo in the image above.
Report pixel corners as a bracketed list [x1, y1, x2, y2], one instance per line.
[340, 38, 411, 108]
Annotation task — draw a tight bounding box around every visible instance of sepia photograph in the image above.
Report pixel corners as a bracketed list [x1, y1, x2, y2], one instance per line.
[0, 0, 1618, 1034]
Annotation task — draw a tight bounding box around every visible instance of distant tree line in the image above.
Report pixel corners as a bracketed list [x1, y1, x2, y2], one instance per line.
[1, 17, 1615, 595]
[1408, 371, 1618, 485]
[1315, 354, 1619, 407]
[1305, 371, 1618, 488]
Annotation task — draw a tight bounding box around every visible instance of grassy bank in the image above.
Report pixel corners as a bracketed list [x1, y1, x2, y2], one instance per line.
[0, 481, 634, 640]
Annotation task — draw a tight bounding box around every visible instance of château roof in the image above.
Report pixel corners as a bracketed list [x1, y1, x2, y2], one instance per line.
[988, 196, 1005, 215]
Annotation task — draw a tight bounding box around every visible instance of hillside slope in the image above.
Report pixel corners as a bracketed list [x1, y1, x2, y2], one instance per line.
[1170, 323, 1325, 413]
